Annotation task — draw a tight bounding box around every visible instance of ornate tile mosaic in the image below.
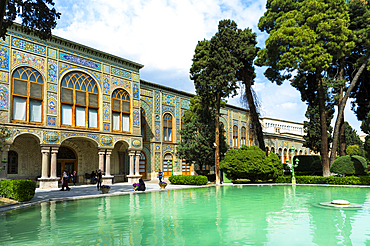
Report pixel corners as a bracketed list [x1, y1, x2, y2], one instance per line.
[141, 96, 153, 107]
[60, 52, 101, 70]
[0, 46, 9, 70]
[133, 82, 139, 99]
[181, 98, 190, 109]
[103, 95, 110, 102]
[133, 73, 139, 82]
[103, 75, 110, 94]
[12, 37, 46, 56]
[102, 64, 110, 73]
[228, 110, 233, 147]
[133, 109, 140, 127]
[47, 116, 56, 126]
[47, 92, 57, 115]
[141, 99, 153, 140]
[155, 121, 160, 142]
[176, 97, 180, 119]
[103, 123, 110, 131]
[163, 105, 175, 115]
[233, 120, 239, 127]
[0, 71, 8, 82]
[154, 91, 160, 120]
[241, 114, 247, 121]
[13, 50, 45, 72]
[47, 83, 57, 92]
[47, 59, 57, 84]
[59, 62, 72, 74]
[133, 99, 139, 107]
[162, 94, 175, 106]
[241, 121, 247, 127]
[141, 88, 153, 97]
[48, 48, 57, 59]
[0, 83, 9, 110]
[0, 36, 9, 46]
[176, 119, 180, 143]
[61, 132, 99, 142]
[0, 111, 8, 122]
[103, 102, 110, 122]
[111, 67, 131, 79]
[111, 76, 130, 91]
[91, 71, 101, 87]
[155, 152, 161, 171]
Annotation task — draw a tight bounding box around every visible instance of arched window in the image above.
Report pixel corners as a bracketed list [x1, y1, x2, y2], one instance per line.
[233, 125, 238, 148]
[141, 108, 146, 141]
[163, 153, 173, 177]
[8, 151, 18, 174]
[12, 67, 43, 123]
[112, 89, 130, 132]
[271, 147, 275, 154]
[241, 127, 247, 146]
[249, 128, 255, 146]
[61, 72, 99, 129]
[163, 113, 173, 142]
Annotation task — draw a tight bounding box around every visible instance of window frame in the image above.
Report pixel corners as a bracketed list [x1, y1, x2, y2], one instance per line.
[233, 125, 239, 148]
[111, 88, 131, 133]
[163, 113, 173, 142]
[11, 67, 44, 124]
[241, 126, 247, 146]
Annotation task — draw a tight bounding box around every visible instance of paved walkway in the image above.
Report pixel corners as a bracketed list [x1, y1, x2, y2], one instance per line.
[0, 178, 205, 213]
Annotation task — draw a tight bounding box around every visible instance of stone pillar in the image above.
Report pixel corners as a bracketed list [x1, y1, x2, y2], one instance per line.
[41, 147, 50, 179]
[105, 150, 112, 176]
[0, 145, 10, 179]
[50, 147, 59, 178]
[135, 152, 140, 176]
[98, 149, 105, 172]
[129, 151, 135, 176]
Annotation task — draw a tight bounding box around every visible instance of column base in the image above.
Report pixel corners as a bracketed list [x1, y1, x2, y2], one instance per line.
[102, 175, 114, 185]
[126, 175, 142, 184]
[38, 178, 59, 189]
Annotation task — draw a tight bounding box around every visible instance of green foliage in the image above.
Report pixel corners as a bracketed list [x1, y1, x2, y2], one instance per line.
[168, 175, 208, 185]
[275, 176, 370, 185]
[293, 155, 321, 172]
[220, 145, 283, 182]
[0, 180, 36, 202]
[330, 155, 367, 176]
[346, 145, 361, 156]
[1, 1, 61, 40]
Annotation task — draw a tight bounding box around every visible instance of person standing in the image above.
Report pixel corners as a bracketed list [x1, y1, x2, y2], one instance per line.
[90, 170, 95, 184]
[60, 171, 70, 191]
[96, 169, 102, 191]
[158, 169, 163, 183]
[72, 170, 77, 186]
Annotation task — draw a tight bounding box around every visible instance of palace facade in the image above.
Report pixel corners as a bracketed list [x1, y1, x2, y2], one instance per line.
[0, 25, 310, 188]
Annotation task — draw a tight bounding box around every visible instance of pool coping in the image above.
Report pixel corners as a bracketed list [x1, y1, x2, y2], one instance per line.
[1, 182, 370, 213]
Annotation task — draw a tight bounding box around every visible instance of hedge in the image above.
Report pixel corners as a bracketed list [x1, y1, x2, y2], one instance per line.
[0, 180, 36, 202]
[168, 175, 208, 185]
[274, 176, 370, 185]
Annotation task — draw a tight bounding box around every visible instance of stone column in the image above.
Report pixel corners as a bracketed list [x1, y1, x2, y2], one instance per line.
[41, 147, 50, 178]
[135, 152, 140, 176]
[50, 147, 59, 178]
[128, 151, 135, 176]
[98, 149, 105, 172]
[105, 150, 112, 176]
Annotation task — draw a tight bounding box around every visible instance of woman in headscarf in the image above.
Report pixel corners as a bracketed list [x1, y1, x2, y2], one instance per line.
[137, 178, 146, 191]
[61, 171, 70, 191]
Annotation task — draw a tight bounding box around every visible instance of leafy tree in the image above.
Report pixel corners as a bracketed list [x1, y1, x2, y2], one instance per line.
[257, 0, 355, 176]
[330, 155, 367, 176]
[220, 145, 283, 182]
[346, 145, 361, 157]
[0, 0, 60, 40]
[344, 122, 363, 151]
[176, 96, 228, 171]
[190, 20, 243, 184]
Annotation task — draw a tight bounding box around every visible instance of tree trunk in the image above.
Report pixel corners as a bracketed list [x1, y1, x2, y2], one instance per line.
[0, 0, 8, 39]
[339, 59, 346, 156]
[317, 72, 330, 176]
[215, 95, 221, 185]
[329, 61, 367, 166]
[243, 83, 265, 152]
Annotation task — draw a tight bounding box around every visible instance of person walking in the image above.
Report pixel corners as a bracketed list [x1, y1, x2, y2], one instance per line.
[60, 171, 70, 191]
[72, 170, 77, 186]
[158, 169, 163, 183]
[96, 169, 103, 191]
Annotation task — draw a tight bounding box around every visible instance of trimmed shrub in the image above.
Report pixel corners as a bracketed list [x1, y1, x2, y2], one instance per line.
[330, 155, 367, 176]
[293, 155, 321, 172]
[274, 176, 370, 185]
[168, 175, 208, 185]
[0, 180, 36, 202]
[220, 145, 283, 182]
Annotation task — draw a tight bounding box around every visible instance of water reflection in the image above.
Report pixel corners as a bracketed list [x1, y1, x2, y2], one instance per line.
[1, 186, 370, 245]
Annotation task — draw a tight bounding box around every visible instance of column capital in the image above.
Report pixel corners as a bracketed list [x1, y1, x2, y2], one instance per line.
[129, 150, 136, 156]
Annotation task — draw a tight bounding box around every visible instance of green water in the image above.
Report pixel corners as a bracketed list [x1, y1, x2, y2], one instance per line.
[1, 185, 370, 245]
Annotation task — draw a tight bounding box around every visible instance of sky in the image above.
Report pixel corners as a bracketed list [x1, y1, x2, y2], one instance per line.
[52, 0, 364, 135]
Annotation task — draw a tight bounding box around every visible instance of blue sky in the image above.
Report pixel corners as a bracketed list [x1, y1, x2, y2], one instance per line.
[52, 0, 364, 135]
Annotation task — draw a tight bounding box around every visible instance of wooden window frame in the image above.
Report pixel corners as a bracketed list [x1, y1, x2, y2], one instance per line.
[60, 72, 99, 130]
[163, 113, 173, 142]
[233, 125, 239, 148]
[241, 126, 247, 146]
[11, 67, 44, 125]
[111, 88, 131, 133]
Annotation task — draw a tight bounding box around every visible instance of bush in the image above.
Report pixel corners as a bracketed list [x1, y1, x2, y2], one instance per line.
[168, 175, 208, 185]
[293, 155, 321, 172]
[0, 180, 36, 202]
[220, 145, 283, 182]
[273, 175, 370, 185]
[330, 155, 367, 176]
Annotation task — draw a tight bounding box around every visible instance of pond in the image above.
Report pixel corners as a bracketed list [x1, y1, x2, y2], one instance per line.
[1, 185, 370, 245]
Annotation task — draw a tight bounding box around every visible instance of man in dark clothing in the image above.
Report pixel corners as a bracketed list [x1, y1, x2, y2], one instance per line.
[137, 178, 146, 191]
[96, 169, 102, 191]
